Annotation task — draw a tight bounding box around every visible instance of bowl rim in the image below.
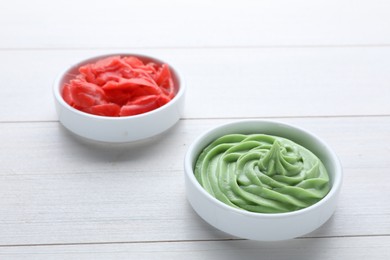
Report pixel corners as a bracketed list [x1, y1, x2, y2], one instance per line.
[184, 119, 343, 219]
[53, 52, 185, 120]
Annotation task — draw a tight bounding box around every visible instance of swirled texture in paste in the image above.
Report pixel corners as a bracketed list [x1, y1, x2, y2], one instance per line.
[194, 134, 330, 213]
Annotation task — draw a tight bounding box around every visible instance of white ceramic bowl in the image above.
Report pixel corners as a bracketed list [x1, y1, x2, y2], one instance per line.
[184, 120, 342, 241]
[53, 53, 185, 143]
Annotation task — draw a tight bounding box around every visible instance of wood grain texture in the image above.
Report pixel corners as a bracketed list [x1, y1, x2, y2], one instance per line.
[1, 0, 390, 49]
[1, 47, 389, 122]
[1, 0, 389, 257]
[0, 117, 389, 245]
[0, 236, 389, 259]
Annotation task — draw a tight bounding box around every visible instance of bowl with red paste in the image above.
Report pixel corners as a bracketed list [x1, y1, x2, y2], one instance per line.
[53, 53, 185, 142]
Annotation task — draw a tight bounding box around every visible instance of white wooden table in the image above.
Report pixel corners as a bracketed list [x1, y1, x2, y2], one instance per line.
[1, 0, 389, 259]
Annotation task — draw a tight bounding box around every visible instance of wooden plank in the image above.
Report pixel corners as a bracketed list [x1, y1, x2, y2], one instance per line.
[1, 47, 390, 122]
[0, 116, 389, 245]
[0, 236, 389, 259]
[1, 0, 390, 49]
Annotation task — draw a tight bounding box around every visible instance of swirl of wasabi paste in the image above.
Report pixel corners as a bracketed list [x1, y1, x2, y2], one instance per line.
[194, 134, 330, 213]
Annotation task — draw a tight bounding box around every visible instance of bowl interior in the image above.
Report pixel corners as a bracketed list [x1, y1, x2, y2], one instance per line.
[53, 53, 185, 142]
[187, 120, 342, 214]
[55, 53, 183, 116]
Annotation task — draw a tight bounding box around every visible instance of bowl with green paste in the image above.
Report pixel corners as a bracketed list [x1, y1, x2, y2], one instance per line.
[184, 120, 342, 241]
